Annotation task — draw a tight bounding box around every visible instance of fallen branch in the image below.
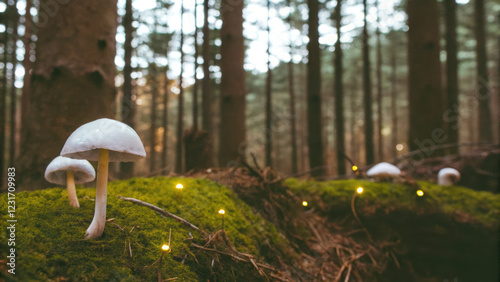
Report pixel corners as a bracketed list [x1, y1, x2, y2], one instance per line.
[118, 196, 200, 231]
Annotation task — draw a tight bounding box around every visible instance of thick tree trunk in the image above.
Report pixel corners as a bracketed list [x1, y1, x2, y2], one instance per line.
[375, 0, 383, 162]
[474, 0, 492, 142]
[306, 0, 325, 177]
[334, 0, 345, 175]
[150, 63, 158, 173]
[407, 0, 444, 154]
[120, 0, 135, 178]
[445, 0, 459, 155]
[19, 0, 117, 188]
[176, 0, 185, 173]
[192, 0, 199, 132]
[21, 0, 32, 147]
[287, 0, 298, 175]
[219, 0, 246, 166]
[265, 0, 272, 167]
[362, 0, 374, 165]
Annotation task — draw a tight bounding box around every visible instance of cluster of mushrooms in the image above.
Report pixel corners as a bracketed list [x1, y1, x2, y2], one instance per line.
[365, 162, 461, 185]
[44, 118, 146, 239]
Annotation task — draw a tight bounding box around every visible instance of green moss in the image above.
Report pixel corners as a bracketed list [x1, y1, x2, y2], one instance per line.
[285, 178, 500, 227]
[0, 177, 289, 281]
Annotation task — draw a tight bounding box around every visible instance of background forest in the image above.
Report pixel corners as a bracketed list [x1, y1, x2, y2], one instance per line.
[0, 0, 499, 189]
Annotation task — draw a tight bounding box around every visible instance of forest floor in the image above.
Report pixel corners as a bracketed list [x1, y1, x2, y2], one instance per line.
[0, 167, 499, 281]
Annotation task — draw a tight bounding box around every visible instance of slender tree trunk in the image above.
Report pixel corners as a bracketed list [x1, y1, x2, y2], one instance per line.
[265, 0, 272, 167]
[287, 0, 298, 175]
[375, 0, 383, 161]
[350, 75, 357, 166]
[8, 0, 18, 165]
[120, 0, 134, 178]
[150, 63, 158, 173]
[21, 0, 32, 147]
[445, 0, 459, 154]
[162, 73, 169, 172]
[407, 0, 444, 153]
[219, 0, 246, 165]
[192, 0, 199, 132]
[362, 0, 374, 165]
[19, 0, 117, 188]
[390, 41, 398, 158]
[498, 12, 500, 143]
[176, 0, 185, 173]
[306, 0, 325, 177]
[0, 3, 10, 187]
[202, 0, 212, 132]
[334, 0, 345, 175]
[474, 0, 492, 142]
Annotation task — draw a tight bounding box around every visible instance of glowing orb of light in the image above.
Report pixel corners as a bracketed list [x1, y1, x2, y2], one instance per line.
[218, 209, 225, 215]
[161, 244, 170, 252]
[176, 183, 184, 189]
[302, 201, 308, 207]
[396, 144, 404, 151]
[356, 187, 364, 194]
[352, 165, 358, 171]
[416, 190, 424, 197]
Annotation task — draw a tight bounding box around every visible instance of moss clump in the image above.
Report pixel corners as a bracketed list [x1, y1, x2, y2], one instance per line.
[0, 177, 289, 281]
[285, 178, 500, 227]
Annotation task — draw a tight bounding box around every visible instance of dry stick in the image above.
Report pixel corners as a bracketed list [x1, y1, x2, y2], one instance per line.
[118, 196, 200, 230]
[334, 252, 365, 282]
[350, 193, 373, 243]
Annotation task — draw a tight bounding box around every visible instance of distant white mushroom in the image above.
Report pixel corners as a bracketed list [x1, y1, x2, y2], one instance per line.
[437, 168, 460, 186]
[61, 118, 146, 239]
[366, 162, 401, 180]
[45, 156, 95, 208]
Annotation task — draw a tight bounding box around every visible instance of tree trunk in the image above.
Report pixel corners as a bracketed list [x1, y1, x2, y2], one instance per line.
[444, 0, 459, 155]
[407, 0, 444, 154]
[19, 0, 118, 188]
[150, 63, 158, 173]
[362, 0, 374, 165]
[21, 0, 32, 148]
[192, 0, 199, 132]
[219, 0, 246, 166]
[162, 74, 169, 172]
[287, 0, 298, 175]
[8, 0, 18, 166]
[265, 0, 272, 167]
[375, 0, 383, 162]
[120, 0, 135, 178]
[334, 0, 345, 175]
[306, 0, 325, 177]
[474, 0, 492, 142]
[0, 3, 10, 188]
[390, 39, 398, 158]
[175, 0, 185, 173]
[201, 0, 213, 167]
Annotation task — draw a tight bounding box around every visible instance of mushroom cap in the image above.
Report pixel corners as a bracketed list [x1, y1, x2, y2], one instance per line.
[45, 156, 96, 185]
[61, 118, 146, 162]
[366, 162, 401, 178]
[437, 168, 460, 185]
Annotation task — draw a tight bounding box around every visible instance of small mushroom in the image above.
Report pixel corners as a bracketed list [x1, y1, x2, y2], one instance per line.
[45, 156, 95, 208]
[437, 168, 460, 186]
[61, 118, 146, 239]
[366, 162, 401, 181]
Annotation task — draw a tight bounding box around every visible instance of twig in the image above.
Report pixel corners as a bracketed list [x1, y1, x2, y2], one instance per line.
[118, 196, 200, 230]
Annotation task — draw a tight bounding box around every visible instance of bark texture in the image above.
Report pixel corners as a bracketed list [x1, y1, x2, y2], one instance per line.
[445, 0, 459, 154]
[334, 0, 345, 175]
[19, 0, 118, 188]
[306, 0, 325, 177]
[287, 0, 298, 175]
[362, 0, 374, 165]
[219, 0, 247, 166]
[407, 0, 444, 153]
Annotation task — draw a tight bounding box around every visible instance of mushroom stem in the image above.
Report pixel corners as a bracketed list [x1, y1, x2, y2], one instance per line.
[66, 171, 80, 208]
[85, 149, 109, 239]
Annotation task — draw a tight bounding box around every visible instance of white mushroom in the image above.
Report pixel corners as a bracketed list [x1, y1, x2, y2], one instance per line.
[437, 168, 460, 186]
[366, 162, 401, 180]
[45, 156, 95, 208]
[61, 118, 146, 239]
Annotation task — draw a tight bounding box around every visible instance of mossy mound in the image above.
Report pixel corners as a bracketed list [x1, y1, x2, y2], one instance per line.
[0, 177, 289, 281]
[285, 178, 500, 281]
